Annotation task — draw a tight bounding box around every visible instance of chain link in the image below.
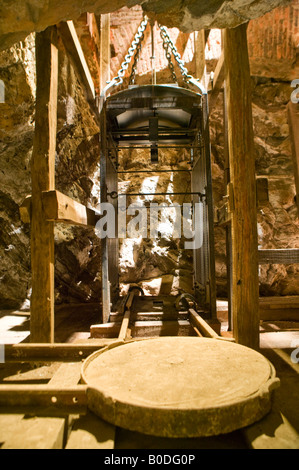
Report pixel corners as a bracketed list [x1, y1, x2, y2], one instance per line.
[129, 27, 146, 85]
[161, 36, 177, 83]
[158, 24, 193, 85]
[112, 17, 148, 86]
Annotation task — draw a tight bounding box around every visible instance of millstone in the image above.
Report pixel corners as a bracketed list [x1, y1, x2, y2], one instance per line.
[81, 337, 279, 438]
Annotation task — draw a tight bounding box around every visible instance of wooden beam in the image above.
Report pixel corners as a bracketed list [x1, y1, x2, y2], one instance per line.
[42, 190, 101, 226]
[287, 101, 299, 214]
[20, 190, 101, 227]
[0, 384, 87, 415]
[4, 342, 113, 362]
[30, 27, 58, 343]
[194, 30, 206, 81]
[209, 50, 224, 109]
[258, 248, 299, 264]
[223, 24, 259, 350]
[188, 308, 220, 339]
[58, 21, 95, 103]
[100, 14, 110, 92]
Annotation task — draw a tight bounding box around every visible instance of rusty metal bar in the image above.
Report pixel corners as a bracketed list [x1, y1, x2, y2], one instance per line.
[0, 384, 88, 415]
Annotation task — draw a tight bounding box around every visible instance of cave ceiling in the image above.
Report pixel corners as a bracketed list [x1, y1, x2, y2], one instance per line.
[0, 0, 290, 51]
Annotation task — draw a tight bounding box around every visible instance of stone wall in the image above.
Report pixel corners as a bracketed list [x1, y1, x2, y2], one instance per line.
[0, 2, 298, 310]
[0, 31, 102, 309]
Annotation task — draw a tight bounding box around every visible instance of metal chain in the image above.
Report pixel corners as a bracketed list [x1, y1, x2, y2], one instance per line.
[158, 24, 193, 85]
[160, 35, 177, 83]
[129, 28, 145, 85]
[112, 17, 148, 86]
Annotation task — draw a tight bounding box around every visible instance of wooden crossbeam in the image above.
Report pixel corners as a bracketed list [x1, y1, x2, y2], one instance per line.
[43, 190, 101, 226]
[4, 342, 113, 362]
[0, 385, 88, 415]
[20, 190, 101, 227]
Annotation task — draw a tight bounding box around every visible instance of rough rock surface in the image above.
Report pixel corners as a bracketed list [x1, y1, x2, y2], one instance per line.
[0, 0, 289, 51]
[0, 2, 298, 310]
[210, 79, 299, 297]
[0, 32, 102, 309]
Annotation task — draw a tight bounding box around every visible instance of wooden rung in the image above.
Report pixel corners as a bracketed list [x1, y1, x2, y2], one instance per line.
[189, 309, 220, 339]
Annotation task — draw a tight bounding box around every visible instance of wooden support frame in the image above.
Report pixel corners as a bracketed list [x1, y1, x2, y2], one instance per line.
[22, 20, 107, 342]
[30, 27, 58, 343]
[223, 24, 259, 350]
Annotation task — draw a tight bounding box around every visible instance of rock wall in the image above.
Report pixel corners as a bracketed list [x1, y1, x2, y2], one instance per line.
[0, 2, 298, 310]
[0, 0, 287, 51]
[0, 31, 102, 309]
[210, 79, 299, 297]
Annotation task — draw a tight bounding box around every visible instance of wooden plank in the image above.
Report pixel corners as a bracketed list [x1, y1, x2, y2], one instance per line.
[194, 30, 206, 82]
[100, 14, 110, 92]
[30, 27, 58, 343]
[0, 414, 66, 449]
[258, 249, 299, 265]
[209, 51, 224, 109]
[287, 101, 299, 214]
[49, 362, 82, 387]
[58, 21, 95, 103]
[43, 190, 101, 226]
[223, 24, 259, 350]
[20, 191, 101, 226]
[66, 411, 115, 449]
[118, 310, 131, 341]
[188, 308, 220, 339]
[0, 384, 88, 414]
[90, 322, 121, 338]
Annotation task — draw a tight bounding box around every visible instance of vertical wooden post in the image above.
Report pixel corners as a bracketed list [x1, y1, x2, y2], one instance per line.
[194, 30, 206, 82]
[30, 27, 58, 343]
[223, 24, 259, 350]
[100, 14, 110, 92]
[100, 105, 111, 324]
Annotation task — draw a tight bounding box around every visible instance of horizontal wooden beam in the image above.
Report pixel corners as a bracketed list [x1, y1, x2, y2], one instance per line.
[20, 190, 101, 227]
[258, 249, 299, 265]
[0, 384, 87, 415]
[43, 190, 101, 226]
[4, 342, 113, 362]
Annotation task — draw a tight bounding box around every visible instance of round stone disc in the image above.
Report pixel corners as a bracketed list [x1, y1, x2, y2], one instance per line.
[81, 337, 279, 438]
